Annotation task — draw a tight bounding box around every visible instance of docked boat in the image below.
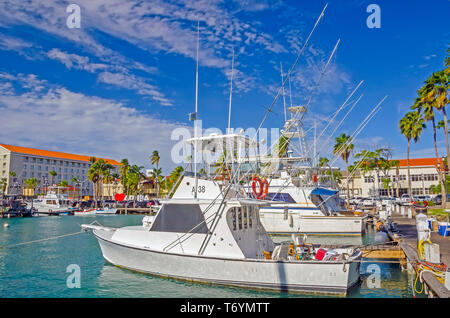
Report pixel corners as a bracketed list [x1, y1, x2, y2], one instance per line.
[254, 171, 366, 236]
[28, 192, 74, 216]
[74, 208, 97, 216]
[95, 207, 118, 215]
[82, 176, 362, 295]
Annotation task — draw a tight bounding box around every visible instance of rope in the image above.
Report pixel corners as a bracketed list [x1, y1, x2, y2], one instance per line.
[0, 231, 86, 249]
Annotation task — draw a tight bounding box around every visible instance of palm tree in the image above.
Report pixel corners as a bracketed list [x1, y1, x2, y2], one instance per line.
[399, 111, 426, 200]
[413, 95, 447, 206]
[8, 171, 16, 194]
[333, 133, 354, 203]
[24, 177, 40, 198]
[49, 170, 57, 186]
[119, 158, 130, 197]
[0, 178, 7, 211]
[71, 177, 78, 198]
[58, 180, 69, 194]
[150, 151, 161, 197]
[150, 167, 162, 198]
[275, 135, 290, 158]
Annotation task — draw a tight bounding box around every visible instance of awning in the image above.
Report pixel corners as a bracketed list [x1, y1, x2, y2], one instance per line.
[310, 187, 338, 196]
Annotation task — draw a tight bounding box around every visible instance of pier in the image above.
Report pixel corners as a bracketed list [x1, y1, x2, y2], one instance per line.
[116, 207, 159, 215]
[384, 205, 450, 298]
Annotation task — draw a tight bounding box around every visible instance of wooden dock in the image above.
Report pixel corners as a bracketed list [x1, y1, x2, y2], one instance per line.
[116, 207, 159, 214]
[387, 210, 450, 298]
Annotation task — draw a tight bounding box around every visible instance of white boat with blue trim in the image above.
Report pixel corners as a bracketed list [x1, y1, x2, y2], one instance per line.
[256, 172, 366, 236]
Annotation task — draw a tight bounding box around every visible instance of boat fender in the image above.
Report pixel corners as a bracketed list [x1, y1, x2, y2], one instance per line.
[376, 221, 384, 232]
[288, 243, 295, 256]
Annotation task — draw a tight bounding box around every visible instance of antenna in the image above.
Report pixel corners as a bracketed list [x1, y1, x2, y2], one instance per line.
[227, 48, 235, 132]
[194, 21, 200, 199]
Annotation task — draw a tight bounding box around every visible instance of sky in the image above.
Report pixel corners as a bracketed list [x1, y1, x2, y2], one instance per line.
[0, 0, 449, 174]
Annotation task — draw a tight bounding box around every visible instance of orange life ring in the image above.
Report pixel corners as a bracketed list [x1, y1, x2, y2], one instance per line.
[251, 177, 269, 199]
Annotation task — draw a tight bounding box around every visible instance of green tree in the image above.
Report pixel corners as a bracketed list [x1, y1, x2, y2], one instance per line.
[150, 151, 161, 197]
[333, 133, 354, 203]
[119, 158, 130, 196]
[49, 170, 57, 186]
[399, 111, 426, 200]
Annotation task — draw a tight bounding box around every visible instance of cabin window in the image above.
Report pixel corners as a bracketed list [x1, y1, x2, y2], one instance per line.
[150, 203, 209, 234]
[231, 209, 237, 230]
[243, 207, 248, 229]
[237, 207, 242, 230]
[264, 192, 296, 203]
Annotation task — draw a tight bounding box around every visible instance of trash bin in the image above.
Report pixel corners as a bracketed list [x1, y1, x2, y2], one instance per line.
[438, 222, 450, 237]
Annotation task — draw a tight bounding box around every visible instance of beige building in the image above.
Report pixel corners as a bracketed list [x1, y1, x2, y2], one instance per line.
[340, 157, 443, 198]
[0, 144, 120, 196]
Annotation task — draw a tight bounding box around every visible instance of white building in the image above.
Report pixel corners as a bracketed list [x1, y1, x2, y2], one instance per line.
[0, 144, 120, 196]
[353, 157, 443, 197]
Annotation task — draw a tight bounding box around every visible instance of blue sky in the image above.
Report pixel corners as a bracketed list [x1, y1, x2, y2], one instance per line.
[0, 0, 449, 174]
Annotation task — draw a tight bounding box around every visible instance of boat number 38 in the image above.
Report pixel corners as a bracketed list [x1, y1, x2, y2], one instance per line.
[192, 185, 206, 194]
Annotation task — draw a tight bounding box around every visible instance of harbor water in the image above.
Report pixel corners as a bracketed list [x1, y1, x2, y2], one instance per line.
[0, 215, 414, 298]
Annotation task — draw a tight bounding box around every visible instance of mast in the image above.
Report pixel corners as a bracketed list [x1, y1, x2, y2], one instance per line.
[227, 48, 235, 132]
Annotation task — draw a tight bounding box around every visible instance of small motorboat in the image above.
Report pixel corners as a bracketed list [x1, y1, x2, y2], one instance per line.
[95, 207, 118, 215]
[74, 208, 97, 216]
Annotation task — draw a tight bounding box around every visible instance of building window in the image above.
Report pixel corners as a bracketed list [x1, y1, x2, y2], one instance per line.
[22, 171, 26, 177]
[23, 164, 27, 170]
[30, 165, 34, 170]
[24, 157, 28, 162]
[364, 176, 374, 183]
[38, 165, 41, 171]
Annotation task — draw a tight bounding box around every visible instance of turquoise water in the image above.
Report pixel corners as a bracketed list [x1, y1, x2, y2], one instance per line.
[0, 215, 414, 298]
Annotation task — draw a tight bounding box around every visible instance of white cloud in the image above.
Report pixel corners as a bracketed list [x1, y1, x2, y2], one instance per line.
[0, 0, 287, 94]
[0, 72, 188, 173]
[46, 48, 108, 73]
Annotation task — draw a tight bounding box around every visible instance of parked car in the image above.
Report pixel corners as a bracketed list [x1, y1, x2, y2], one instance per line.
[361, 197, 375, 207]
[432, 194, 450, 205]
[380, 196, 396, 206]
[414, 195, 432, 202]
[399, 194, 413, 203]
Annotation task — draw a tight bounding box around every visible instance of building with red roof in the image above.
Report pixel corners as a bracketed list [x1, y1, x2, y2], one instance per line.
[0, 143, 120, 196]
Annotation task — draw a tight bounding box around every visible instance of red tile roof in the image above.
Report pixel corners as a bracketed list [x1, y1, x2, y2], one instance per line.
[395, 157, 445, 169]
[0, 144, 120, 166]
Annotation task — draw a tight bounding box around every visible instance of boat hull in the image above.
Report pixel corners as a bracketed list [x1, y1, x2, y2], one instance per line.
[260, 208, 366, 236]
[93, 229, 361, 296]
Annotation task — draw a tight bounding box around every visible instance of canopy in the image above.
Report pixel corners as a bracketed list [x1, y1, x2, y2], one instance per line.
[310, 187, 338, 197]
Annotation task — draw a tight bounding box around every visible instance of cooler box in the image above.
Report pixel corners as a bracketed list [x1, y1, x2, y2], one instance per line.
[428, 218, 436, 230]
[315, 248, 327, 260]
[438, 222, 450, 237]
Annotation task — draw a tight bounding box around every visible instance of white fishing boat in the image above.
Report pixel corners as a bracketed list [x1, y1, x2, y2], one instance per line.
[254, 171, 366, 236]
[82, 177, 362, 295]
[28, 191, 73, 215]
